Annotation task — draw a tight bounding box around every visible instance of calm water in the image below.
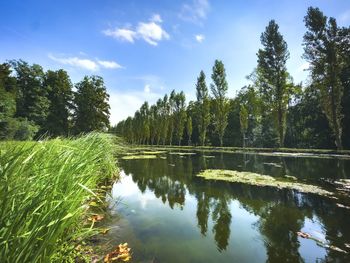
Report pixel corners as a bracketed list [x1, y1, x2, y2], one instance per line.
[103, 152, 350, 262]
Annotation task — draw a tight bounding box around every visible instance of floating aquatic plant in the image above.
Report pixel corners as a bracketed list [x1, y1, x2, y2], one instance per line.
[121, 155, 158, 160]
[197, 169, 333, 196]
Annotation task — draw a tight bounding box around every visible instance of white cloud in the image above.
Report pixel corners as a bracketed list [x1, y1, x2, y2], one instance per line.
[49, 54, 123, 71]
[103, 15, 169, 46]
[137, 21, 169, 46]
[179, 0, 210, 24]
[97, 60, 123, 69]
[151, 14, 163, 23]
[195, 34, 205, 43]
[109, 89, 161, 125]
[144, 84, 151, 93]
[102, 28, 137, 43]
[48, 54, 99, 71]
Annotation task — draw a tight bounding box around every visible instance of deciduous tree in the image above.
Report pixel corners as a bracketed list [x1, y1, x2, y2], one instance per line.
[211, 60, 230, 146]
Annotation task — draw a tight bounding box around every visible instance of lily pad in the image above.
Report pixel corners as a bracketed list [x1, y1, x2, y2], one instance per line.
[196, 169, 333, 196]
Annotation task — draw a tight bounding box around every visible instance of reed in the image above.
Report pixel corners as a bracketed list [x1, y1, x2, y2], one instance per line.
[0, 133, 117, 263]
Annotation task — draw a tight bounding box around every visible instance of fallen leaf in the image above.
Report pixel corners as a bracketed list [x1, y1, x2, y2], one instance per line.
[104, 243, 131, 262]
[88, 214, 104, 222]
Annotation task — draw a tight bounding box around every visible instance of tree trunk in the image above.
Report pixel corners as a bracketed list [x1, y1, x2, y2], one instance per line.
[330, 85, 343, 150]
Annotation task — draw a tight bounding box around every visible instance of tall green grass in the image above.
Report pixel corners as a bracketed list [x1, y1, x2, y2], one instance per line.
[0, 133, 117, 263]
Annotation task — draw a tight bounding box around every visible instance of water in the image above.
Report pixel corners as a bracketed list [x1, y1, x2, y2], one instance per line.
[103, 152, 350, 262]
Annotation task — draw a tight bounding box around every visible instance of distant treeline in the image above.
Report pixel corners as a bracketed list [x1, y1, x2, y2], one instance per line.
[0, 60, 110, 140]
[112, 7, 350, 150]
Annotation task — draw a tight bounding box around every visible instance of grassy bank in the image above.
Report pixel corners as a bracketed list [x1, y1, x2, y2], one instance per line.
[0, 133, 118, 263]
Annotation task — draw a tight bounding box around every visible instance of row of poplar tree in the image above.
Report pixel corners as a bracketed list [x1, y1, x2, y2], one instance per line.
[0, 60, 110, 140]
[113, 7, 350, 150]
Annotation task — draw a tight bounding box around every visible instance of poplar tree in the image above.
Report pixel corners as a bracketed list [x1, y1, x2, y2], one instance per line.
[303, 7, 346, 150]
[257, 20, 291, 147]
[160, 94, 170, 145]
[196, 70, 210, 146]
[140, 102, 150, 144]
[211, 60, 230, 147]
[186, 116, 193, 146]
[239, 105, 248, 147]
[168, 90, 176, 145]
[174, 91, 187, 146]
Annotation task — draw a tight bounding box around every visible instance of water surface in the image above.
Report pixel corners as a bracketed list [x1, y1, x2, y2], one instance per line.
[104, 152, 350, 262]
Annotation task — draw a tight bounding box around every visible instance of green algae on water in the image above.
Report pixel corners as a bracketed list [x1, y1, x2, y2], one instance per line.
[141, 151, 167, 155]
[169, 152, 196, 156]
[197, 169, 333, 196]
[121, 155, 158, 160]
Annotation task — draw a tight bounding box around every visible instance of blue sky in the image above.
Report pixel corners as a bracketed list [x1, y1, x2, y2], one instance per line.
[1, 0, 349, 124]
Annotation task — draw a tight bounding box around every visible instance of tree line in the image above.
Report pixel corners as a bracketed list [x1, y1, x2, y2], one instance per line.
[0, 60, 110, 140]
[112, 7, 350, 150]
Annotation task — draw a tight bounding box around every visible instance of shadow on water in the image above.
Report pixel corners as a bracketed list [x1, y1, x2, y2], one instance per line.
[104, 152, 350, 263]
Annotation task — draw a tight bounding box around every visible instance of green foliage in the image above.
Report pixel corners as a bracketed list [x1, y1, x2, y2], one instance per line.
[0, 117, 38, 141]
[43, 69, 73, 136]
[196, 70, 211, 146]
[168, 90, 176, 145]
[0, 133, 117, 263]
[11, 60, 50, 132]
[0, 60, 112, 140]
[210, 60, 230, 146]
[74, 76, 110, 133]
[257, 20, 292, 147]
[186, 116, 193, 145]
[239, 105, 248, 147]
[303, 7, 347, 150]
[174, 91, 187, 145]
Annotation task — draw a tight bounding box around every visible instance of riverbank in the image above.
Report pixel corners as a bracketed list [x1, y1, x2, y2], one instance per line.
[0, 133, 118, 262]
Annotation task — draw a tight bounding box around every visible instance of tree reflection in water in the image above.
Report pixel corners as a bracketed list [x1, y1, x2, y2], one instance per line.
[120, 152, 350, 262]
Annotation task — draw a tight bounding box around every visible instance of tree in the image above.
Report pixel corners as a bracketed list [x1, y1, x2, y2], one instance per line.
[11, 60, 50, 134]
[257, 20, 291, 147]
[303, 7, 346, 150]
[239, 105, 248, 147]
[196, 70, 211, 146]
[155, 99, 163, 145]
[43, 69, 73, 136]
[340, 26, 350, 148]
[168, 90, 176, 145]
[73, 76, 110, 133]
[0, 63, 16, 123]
[186, 116, 193, 145]
[160, 95, 170, 145]
[174, 91, 187, 146]
[140, 102, 150, 144]
[149, 105, 158, 145]
[124, 117, 134, 143]
[0, 63, 17, 139]
[211, 60, 230, 146]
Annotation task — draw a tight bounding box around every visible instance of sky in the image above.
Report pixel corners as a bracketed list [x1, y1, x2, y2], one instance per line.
[1, 0, 349, 125]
